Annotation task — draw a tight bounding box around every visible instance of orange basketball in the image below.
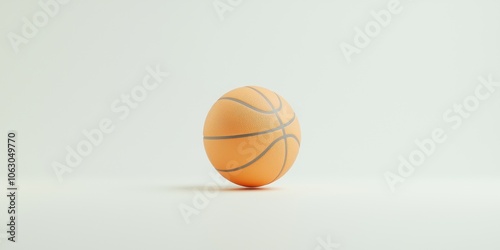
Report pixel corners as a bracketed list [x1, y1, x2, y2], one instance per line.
[203, 86, 301, 187]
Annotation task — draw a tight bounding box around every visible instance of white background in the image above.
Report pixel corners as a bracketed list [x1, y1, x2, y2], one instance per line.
[0, 0, 499, 249]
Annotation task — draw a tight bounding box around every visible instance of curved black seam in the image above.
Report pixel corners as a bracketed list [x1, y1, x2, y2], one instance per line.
[216, 134, 299, 172]
[204, 113, 296, 140]
[218, 97, 282, 115]
[247, 87, 289, 181]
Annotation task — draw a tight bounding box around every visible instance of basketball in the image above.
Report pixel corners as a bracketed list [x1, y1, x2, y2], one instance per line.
[203, 86, 301, 187]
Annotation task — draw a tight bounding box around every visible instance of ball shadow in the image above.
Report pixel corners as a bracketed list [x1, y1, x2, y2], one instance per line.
[154, 185, 280, 193]
[218, 186, 280, 192]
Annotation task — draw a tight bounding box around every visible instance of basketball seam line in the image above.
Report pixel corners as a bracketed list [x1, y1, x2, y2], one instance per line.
[212, 86, 299, 174]
[271, 96, 289, 182]
[203, 113, 296, 140]
[247, 87, 289, 182]
[215, 134, 300, 172]
[218, 97, 282, 115]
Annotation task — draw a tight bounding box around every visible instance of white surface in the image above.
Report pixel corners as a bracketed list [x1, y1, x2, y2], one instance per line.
[1, 178, 499, 250]
[0, 0, 500, 249]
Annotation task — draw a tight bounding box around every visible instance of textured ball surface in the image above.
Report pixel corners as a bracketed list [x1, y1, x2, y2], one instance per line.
[203, 86, 301, 187]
